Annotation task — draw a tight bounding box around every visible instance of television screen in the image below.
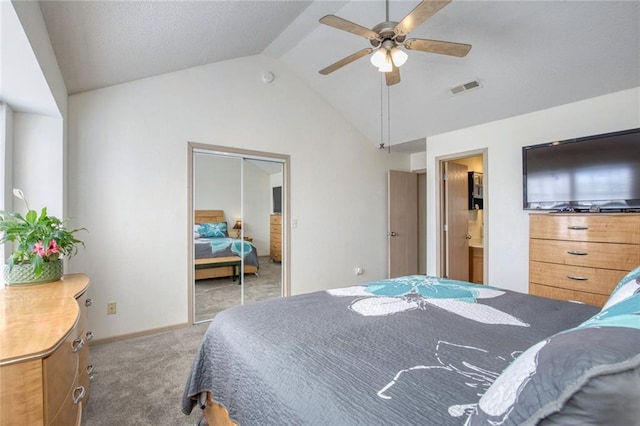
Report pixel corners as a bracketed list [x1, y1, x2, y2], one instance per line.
[273, 186, 282, 214]
[523, 128, 640, 211]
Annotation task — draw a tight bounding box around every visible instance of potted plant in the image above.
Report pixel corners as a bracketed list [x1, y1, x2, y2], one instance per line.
[0, 189, 86, 285]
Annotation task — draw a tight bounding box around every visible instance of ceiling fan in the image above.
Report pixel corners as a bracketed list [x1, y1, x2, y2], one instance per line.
[318, 0, 471, 86]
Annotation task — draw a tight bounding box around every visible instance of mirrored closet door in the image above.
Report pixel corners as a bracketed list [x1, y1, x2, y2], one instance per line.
[191, 145, 288, 323]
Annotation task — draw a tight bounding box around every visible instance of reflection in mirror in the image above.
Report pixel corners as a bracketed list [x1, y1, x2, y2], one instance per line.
[193, 151, 283, 323]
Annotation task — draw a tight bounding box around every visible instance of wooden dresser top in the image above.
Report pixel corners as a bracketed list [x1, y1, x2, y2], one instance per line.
[0, 274, 89, 365]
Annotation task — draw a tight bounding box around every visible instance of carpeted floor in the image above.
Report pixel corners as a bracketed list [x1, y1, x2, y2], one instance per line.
[82, 323, 210, 425]
[82, 257, 281, 425]
[195, 256, 281, 322]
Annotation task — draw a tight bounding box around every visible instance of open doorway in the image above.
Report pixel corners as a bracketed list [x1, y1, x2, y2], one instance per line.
[438, 152, 486, 283]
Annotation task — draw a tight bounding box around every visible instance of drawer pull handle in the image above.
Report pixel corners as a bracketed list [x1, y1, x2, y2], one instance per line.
[567, 275, 588, 281]
[567, 226, 588, 230]
[72, 338, 85, 353]
[73, 386, 86, 404]
[86, 364, 94, 374]
[85, 298, 93, 307]
[567, 250, 588, 256]
[85, 331, 94, 341]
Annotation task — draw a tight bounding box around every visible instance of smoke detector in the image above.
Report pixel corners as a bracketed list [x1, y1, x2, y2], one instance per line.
[450, 79, 481, 95]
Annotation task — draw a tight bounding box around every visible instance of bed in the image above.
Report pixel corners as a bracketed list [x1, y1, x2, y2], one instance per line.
[182, 270, 640, 425]
[194, 210, 259, 280]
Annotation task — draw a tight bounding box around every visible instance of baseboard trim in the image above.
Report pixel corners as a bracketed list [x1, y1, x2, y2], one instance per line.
[89, 322, 191, 346]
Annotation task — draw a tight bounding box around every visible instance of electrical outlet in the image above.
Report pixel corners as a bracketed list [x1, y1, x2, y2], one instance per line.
[107, 302, 117, 315]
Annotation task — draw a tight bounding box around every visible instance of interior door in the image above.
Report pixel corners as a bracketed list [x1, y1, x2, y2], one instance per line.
[444, 162, 469, 280]
[388, 170, 418, 278]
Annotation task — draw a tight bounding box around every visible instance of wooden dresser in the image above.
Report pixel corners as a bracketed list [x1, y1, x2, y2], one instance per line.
[529, 213, 640, 306]
[0, 274, 92, 425]
[270, 214, 282, 262]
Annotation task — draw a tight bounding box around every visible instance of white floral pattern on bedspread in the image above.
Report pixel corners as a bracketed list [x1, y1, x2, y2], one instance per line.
[328, 275, 529, 326]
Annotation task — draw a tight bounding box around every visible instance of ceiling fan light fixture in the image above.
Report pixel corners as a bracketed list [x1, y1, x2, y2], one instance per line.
[390, 47, 408, 67]
[378, 53, 393, 72]
[370, 49, 387, 68]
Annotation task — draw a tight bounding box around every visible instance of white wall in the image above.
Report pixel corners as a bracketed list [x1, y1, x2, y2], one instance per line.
[426, 87, 640, 294]
[242, 161, 271, 254]
[194, 153, 242, 221]
[2, 0, 67, 238]
[67, 54, 409, 339]
[1, 104, 14, 262]
[12, 113, 64, 217]
[10, 1, 67, 118]
[410, 151, 427, 171]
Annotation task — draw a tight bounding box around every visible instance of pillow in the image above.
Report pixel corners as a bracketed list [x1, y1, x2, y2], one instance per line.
[601, 265, 640, 311]
[197, 222, 228, 238]
[467, 294, 640, 425]
[193, 224, 202, 239]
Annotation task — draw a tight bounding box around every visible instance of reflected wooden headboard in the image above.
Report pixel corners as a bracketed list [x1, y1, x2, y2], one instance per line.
[195, 210, 224, 224]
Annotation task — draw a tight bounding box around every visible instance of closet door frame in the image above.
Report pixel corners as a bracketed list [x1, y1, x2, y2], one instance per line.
[187, 142, 291, 324]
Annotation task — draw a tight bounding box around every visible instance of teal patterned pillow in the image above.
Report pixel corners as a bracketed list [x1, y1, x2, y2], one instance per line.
[197, 222, 228, 238]
[601, 265, 640, 311]
[467, 294, 640, 425]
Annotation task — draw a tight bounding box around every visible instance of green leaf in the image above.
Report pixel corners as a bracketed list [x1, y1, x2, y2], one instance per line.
[25, 210, 37, 224]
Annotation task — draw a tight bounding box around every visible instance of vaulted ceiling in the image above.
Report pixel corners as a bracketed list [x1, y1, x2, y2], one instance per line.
[35, 1, 640, 149]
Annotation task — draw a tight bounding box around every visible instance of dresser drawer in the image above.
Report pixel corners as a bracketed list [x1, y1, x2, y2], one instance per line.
[529, 260, 623, 296]
[529, 283, 608, 307]
[530, 214, 640, 243]
[270, 224, 281, 235]
[270, 252, 282, 262]
[48, 376, 83, 426]
[270, 231, 281, 243]
[530, 239, 640, 270]
[74, 291, 92, 405]
[270, 242, 281, 252]
[43, 329, 81, 422]
[270, 215, 282, 225]
[76, 292, 89, 335]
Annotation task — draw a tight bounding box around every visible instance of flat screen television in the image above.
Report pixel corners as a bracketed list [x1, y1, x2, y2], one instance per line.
[273, 186, 282, 214]
[522, 128, 640, 211]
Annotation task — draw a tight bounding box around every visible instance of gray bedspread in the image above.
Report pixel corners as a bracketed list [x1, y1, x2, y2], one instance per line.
[182, 275, 599, 425]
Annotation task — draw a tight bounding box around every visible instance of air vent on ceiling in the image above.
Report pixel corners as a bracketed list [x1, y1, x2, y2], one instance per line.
[450, 79, 481, 95]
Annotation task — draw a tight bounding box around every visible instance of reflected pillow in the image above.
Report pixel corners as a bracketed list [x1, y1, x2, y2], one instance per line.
[194, 224, 202, 239]
[197, 222, 228, 238]
[601, 265, 640, 311]
[467, 295, 640, 425]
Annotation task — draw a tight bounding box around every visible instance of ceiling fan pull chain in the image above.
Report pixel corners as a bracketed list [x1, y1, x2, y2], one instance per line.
[379, 74, 385, 149]
[387, 85, 391, 154]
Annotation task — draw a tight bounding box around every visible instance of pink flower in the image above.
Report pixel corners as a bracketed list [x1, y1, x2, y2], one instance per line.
[32, 240, 60, 258]
[33, 241, 46, 257]
[48, 240, 60, 254]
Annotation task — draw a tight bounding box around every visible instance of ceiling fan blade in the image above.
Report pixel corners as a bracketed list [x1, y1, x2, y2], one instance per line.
[385, 64, 401, 86]
[404, 38, 472, 57]
[319, 48, 374, 75]
[319, 15, 380, 41]
[394, 0, 452, 37]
